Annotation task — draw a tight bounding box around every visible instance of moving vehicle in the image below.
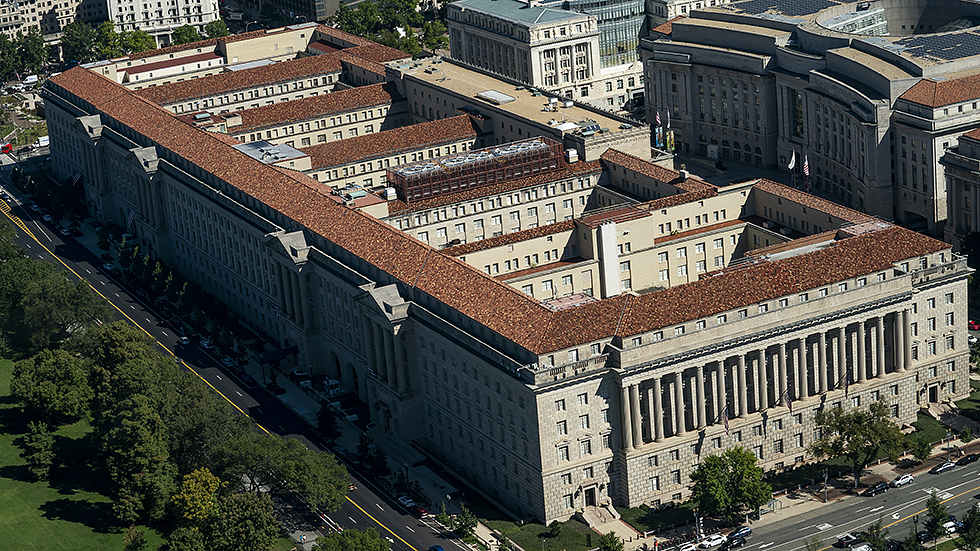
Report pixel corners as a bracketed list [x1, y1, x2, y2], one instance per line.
[410, 506, 428, 519]
[956, 453, 979, 466]
[1, 143, 11, 154]
[721, 537, 746, 551]
[838, 533, 863, 548]
[862, 482, 888, 496]
[890, 474, 914, 487]
[970, 320, 980, 330]
[930, 462, 955, 474]
[32, 136, 49, 149]
[729, 527, 752, 540]
[177, 336, 190, 346]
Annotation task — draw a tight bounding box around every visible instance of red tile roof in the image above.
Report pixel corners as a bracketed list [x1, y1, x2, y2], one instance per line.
[899, 73, 980, 107]
[651, 15, 686, 36]
[127, 25, 301, 60]
[134, 54, 344, 105]
[232, 82, 402, 133]
[445, 220, 576, 256]
[123, 51, 223, 75]
[314, 24, 375, 47]
[303, 115, 478, 169]
[47, 67, 954, 356]
[751, 179, 871, 224]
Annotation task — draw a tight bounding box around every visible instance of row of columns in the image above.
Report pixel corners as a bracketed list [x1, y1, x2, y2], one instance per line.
[619, 311, 910, 450]
[276, 264, 314, 330]
[364, 318, 408, 395]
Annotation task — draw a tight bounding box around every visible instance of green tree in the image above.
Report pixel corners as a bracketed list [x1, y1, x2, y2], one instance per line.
[961, 505, 980, 551]
[962, 427, 974, 443]
[314, 528, 391, 551]
[204, 493, 280, 551]
[124, 525, 149, 551]
[166, 527, 207, 551]
[689, 446, 772, 521]
[21, 420, 54, 481]
[172, 25, 202, 45]
[924, 490, 949, 546]
[204, 19, 230, 38]
[14, 27, 47, 75]
[95, 21, 126, 59]
[10, 348, 93, 426]
[422, 21, 448, 50]
[864, 517, 889, 551]
[0, 219, 24, 262]
[904, 528, 926, 551]
[809, 401, 905, 488]
[123, 30, 157, 53]
[451, 504, 478, 539]
[911, 439, 933, 463]
[61, 22, 98, 63]
[596, 531, 625, 551]
[548, 520, 563, 538]
[215, 431, 350, 512]
[172, 468, 224, 527]
[0, 34, 15, 81]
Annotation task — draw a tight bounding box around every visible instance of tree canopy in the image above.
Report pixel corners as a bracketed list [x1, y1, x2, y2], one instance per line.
[204, 19, 230, 38]
[809, 401, 905, 487]
[15, 27, 47, 75]
[924, 490, 949, 544]
[0, 34, 15, 81]
[689, 446, 772, 520]
[961, 505, 980, 551]
[61, 21, 98, 63]
[11, 348, 93, 425]
[173, 25, 202, 45]
[314, 528, 392, 551]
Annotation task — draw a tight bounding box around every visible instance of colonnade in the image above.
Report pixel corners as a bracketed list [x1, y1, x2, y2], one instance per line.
[619, 310, 911, 449]
[276, 264, 313, 330]
[363, 318, 408, 394]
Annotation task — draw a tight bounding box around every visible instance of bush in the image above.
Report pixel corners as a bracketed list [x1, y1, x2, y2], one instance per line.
[961, 427, 973, 443]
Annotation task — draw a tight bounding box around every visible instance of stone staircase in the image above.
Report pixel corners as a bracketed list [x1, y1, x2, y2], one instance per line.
[576, 503, 621, 528]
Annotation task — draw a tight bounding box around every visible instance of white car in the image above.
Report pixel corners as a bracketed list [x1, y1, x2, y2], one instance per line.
[891, 474, 914, 487]
[397, 496, 416, 508]
[969, 334, 978, 345]
[700, 535, 727, 548]
[679, 543, 697, 551]
[943, 521, 960, 536]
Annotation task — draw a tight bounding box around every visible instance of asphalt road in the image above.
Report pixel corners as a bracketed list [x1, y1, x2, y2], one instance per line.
[0, 187, 459, 551]
[751, 463, 980, 551]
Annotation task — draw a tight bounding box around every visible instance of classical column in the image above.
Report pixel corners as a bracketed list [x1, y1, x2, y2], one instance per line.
[876, 316, 886, 378]
[777, 343, 787, 407]
[630, 384, 642, 448]
[796, 339, 806, 399]
[857, 320, 867, 382]
[674, 371, 686, 435]
[818, 331, 827, 393]
[291, 271, 304, 328]
[276, 263, 289, 316]
[298, 272, 312, 330]
[837, 327, 847, 389]
[621, 386, 634, 450]
[757, 350, 768, 410]
[710, 365, 719, 425]
[717, 361, 728, 424]
[383, 328, 396, 387]
[653, 378, 664, 442]
[737, 354, 748, 418]
[902, 309, 911, 370]
[696, 365, 706, 428]
[373, 323, 387, 381]
[280, 264, 294, 317]
[394, 331, 407, 394]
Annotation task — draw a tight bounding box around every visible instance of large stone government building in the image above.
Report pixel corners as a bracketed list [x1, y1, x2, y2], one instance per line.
[642, 0, 980, 240]
[43, 25, 970, 524]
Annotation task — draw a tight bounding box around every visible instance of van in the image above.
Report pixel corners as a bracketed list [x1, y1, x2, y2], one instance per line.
[23, 75, 38, 86]
[32, 136, 49, 149]
[325, 378, 341, 396]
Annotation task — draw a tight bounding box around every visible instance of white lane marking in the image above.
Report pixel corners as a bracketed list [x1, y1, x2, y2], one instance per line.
[146, 318, 152, 323]
[893, 513, 900, 519]
[376, 503, 384, 511]
[114, 293, 119, 297]
[130, 305, 135, 309]
[759, 543, 775, 549]
[85, 269, 90, 274]
[870, 506, 884, 513]
[348, 517, 357, 524]
[235, 391, 243, 397]
[99, 280, 105, 285]
[404, 526, 415, 533]
[215, 375, 222, 381]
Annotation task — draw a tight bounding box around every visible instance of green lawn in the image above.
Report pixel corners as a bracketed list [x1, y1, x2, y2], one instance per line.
[910, 413, 952, 444]
[0, 358, 166, 550]
[616, 501, 699, 534]
[483, 518, 598, 551]
[955, 384, 980, 424]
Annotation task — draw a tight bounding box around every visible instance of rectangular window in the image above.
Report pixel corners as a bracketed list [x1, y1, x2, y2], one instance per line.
[557, 421, 567, 435]
[555, 399, 566, 411]
[561, 473, 572, 485]
[695, 243, 705, 254]
[580, 440, 592, 455]
[559, 446, 569, 461]
[671, 470, 681, 484]
[577, 393, 588, 405]
[677, 247, 686, 258]
[579, 415, 590, 429]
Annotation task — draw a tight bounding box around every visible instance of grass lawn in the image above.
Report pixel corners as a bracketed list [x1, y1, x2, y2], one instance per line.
[10, 123, 46, 147]
[910, 413, 952, 444]
[0, 358, 166, 550]
[484, 518, 598, 551]
[616, 501, 698, 534]
[955, 384, 980, 424]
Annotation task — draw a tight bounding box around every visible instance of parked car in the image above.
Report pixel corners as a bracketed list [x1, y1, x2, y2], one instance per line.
[970, 319, 980, 330]
[177, 336, 190, 346]
[700, 535, 727, 548]
[729, 527, 752, 540]
[943, 520, 962, 536]
[930, 462, 955, 474]
[886, 539, 904, 551]
[200, 339, 213, 349]
[41, 214, 52, 221]
[890, 474, 914, 487]
[429, 546, 446, 551]
[916, 531, 931, 544]
[397, 496, 416, 508]
[679, 543, 697, 551]
[59, 227, 71, 236]
[220, 357, 235, 368]
[838, 533, 863, 548]
[956, 453, 979, 466]
[862, 482, 888, 496]
[970, 335, 979, 345]
[409, 506, 429, 519]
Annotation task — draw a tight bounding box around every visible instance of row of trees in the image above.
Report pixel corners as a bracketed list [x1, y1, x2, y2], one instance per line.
[0, 221, 354, 550]
[60, 20, 230, 66]
[0, 28, 47, 81]
[332, 0, 449, 55]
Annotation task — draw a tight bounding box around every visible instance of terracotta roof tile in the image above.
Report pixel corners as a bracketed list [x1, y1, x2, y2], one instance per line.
[752, 178, 871, 224]
[134, 54, 344, 105]
[314, 24, 375, 47]
[232, 82, 402, 133]
[445, 220, 576, 256]
[617, 225, 946, 337]
[126, 26, 300, 61]
[601, 148, 681, 183]
[304, 115, 478, 169]
[651, 15, 686, 36]
[899, 73, 980, 107]
[386, 161, 602, 215]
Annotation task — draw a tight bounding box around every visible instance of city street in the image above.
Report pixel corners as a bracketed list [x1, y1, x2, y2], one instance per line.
[0, 182, 462, 551]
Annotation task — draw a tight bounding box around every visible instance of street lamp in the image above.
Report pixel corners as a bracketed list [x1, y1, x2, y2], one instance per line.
[295, 14, 307, 22]
[947, 430, 952, 463]
[245, 20, 258, 32]
[823, 470, 829, 503]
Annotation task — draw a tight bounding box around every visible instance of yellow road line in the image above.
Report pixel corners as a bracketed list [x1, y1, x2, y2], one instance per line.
[345, 495, 419, 551]
[2, 206, 415, 544]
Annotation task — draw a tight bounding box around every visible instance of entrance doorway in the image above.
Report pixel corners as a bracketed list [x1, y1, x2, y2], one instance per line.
[584, 487, 596, 507]
[929, 384, 939, 404]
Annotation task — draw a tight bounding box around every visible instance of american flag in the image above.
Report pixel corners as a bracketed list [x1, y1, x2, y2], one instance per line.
[782, 390, 792, 413]
[656, 110, 661, 126]
[844, 371, 850, 399]
[803, 154, 810, 176]
[723, 405, 730, 436]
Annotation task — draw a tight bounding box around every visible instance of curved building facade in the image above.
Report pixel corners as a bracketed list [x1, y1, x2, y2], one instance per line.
[642, 0, 980, 238]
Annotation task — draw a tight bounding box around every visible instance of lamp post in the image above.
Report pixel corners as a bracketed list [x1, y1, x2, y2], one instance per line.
[245, 20, 258, 32]
[947, 430, 952, 463]
[295, 14, 307, 22]
[823, 470, 829, 503]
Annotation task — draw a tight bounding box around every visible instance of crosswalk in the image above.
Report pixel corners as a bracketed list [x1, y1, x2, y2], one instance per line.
[920, 487, 953, 500]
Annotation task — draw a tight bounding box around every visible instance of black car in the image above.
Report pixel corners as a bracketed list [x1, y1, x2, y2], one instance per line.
[862, 482, 888, 496]
[956, 454, 979, 466]
[838, 534, 863, 548]
[916, 531, 931, 544]
[722, 537, 746, 550]
[886, 540, 904, 551]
